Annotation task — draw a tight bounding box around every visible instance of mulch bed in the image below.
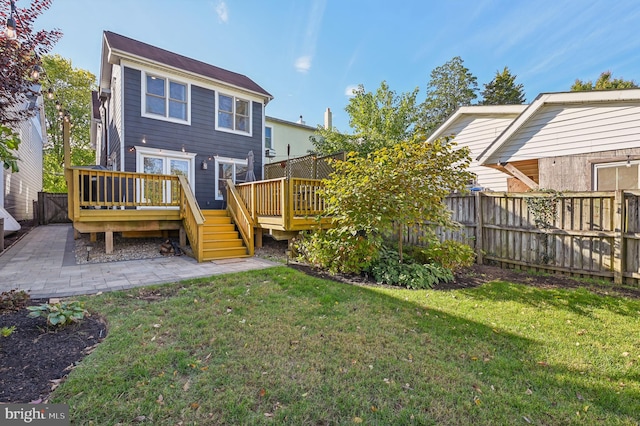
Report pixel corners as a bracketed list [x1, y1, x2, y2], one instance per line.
[0, 305, 107, 403]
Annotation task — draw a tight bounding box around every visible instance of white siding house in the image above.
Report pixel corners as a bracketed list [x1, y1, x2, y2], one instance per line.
[477, 89, 640, 191]
[427, 105, 527, 191]
[2, 92, 45, 226]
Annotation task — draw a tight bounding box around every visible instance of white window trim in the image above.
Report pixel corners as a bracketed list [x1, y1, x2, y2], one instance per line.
[215, 92, 253, 137]
[141, 71, 191, 125]
[265, 125, 273, 149]
[215, 156, 249, 200]
[135, 147, 197, 208]
[593, 160, 640, 190]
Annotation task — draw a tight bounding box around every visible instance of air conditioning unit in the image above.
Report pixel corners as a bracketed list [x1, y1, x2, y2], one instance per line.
[265, 148, 276, 158]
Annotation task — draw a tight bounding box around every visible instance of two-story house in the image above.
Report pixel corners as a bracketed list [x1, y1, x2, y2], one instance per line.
[93, 31, 272, 210]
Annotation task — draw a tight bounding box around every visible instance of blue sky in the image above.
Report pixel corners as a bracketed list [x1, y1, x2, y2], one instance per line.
[30, 0, 640, 131]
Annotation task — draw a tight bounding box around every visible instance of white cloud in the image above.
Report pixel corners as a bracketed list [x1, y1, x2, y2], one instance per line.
[216, 1, 229, 23]
[295, 56, 312, 74]
[344, 85, 358, 97]
[292, 0, 327, 74]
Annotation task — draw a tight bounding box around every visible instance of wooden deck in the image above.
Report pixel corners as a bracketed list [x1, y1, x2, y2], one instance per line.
[66, 168, 330, 262]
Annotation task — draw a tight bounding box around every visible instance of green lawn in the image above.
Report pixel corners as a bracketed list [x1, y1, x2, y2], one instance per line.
[52, 267, 640, 425]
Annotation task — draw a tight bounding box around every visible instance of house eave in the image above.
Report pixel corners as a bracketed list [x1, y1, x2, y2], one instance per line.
[427, 104, 528, 143]
[477, 89, 640, 165]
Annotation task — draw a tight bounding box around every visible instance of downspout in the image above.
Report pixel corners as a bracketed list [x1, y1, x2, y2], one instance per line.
[99, 99, 108, 167]
[261, 101, 266, 180]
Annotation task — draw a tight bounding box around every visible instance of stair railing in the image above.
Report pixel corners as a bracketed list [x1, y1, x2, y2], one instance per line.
[226, 179, 254, 256]
[178, 175, 205, 262]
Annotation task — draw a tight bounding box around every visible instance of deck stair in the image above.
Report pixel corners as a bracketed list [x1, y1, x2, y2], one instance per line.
[201, 209, 250, 260]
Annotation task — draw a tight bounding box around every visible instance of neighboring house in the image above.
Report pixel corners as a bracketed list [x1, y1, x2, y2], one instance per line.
[93, 31, 272, 209]
[477, 89, 640, 191]
[264, 116, 317, 162]
[1, 87, 45, 228]
[427, 105, 527, 191]
[264, 108, 332, 162]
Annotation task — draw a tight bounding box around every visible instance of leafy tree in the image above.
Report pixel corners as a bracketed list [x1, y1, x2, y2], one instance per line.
[297, 134, 473, 273]
[0, 125, 20, 172]
[312, 81, 420, 156]
[41, 54, 96, 192]
[421, 56, 478, 135]
[481, 66, 526, 105]
[571, 71, 638, 91]
[0, 0, 61, 169]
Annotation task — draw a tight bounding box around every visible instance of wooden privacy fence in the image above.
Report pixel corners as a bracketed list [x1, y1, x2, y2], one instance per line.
[405, 191, 640, 286]
[37, 192, 71, 225]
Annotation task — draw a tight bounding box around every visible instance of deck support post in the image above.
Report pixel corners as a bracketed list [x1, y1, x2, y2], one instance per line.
[105, 231, 114, 254]
[179, 226, 186, 247]
[90, 233, 97, 242]
[255, 228, 263, 248]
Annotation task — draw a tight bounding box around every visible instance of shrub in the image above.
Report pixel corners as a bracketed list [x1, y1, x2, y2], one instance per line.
[0, 289, 30, 313]
[414, 240, 476, 271]
[293, 228, 381, 275]
[27, 301, 88, 327]
[365, 247, 453, 289]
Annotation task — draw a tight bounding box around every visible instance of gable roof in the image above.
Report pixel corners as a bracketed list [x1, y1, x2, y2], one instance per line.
[476, 89, 640, 165]
[426, 105, 528, 142]
[99, 31, 272, 101]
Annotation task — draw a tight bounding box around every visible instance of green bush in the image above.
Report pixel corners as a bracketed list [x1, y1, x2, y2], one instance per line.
[27, 301, 88, 327]
[293, 228, 381, 275]
[412, 240, 476, 271]
[365, 247, 453, 289]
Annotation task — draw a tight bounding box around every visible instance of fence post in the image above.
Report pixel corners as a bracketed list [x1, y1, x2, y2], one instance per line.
[613, 190, 624, 284]
[474, 192, 484, 264]
[0, 217, 4, 252]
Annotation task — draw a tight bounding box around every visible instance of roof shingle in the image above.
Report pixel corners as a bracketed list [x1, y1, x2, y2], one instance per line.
[104, 31, 272, 99]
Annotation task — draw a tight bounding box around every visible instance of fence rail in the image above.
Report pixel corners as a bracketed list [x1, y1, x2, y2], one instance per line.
[406, 191, 640, 287]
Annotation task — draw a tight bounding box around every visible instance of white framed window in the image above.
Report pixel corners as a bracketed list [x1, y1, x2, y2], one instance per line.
[265, 126, 273, 149]
[594, 160, 640, 190]
[215, 157, 248, 200]
[142, 72, 190, 124]
[136, 147, 196, 206]
[216, 92, 252, 136]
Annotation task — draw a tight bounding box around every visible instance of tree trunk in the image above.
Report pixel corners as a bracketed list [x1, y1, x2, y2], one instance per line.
[398, 224, 403, 263]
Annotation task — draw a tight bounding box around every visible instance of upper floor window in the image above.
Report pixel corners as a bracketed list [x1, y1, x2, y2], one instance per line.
[144, 73, 189, 123]
[265, 126, 273, 149]
[217, 93, 251, 135]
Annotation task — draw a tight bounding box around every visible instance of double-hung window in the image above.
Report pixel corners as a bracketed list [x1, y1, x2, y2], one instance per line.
[265, 126, 273, 149]
[217, 93, 251, 135]
[144, 73, 189, 123]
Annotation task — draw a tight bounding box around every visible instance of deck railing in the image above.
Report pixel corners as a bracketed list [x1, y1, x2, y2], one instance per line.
[68, 167, 182, 220]
[226, 179, 254, 256]
[236, 177, 329, 230]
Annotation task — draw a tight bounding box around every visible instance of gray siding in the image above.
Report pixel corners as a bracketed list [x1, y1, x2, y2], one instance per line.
[121, 67, 263, 208]
[108, 64, 122, 170]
